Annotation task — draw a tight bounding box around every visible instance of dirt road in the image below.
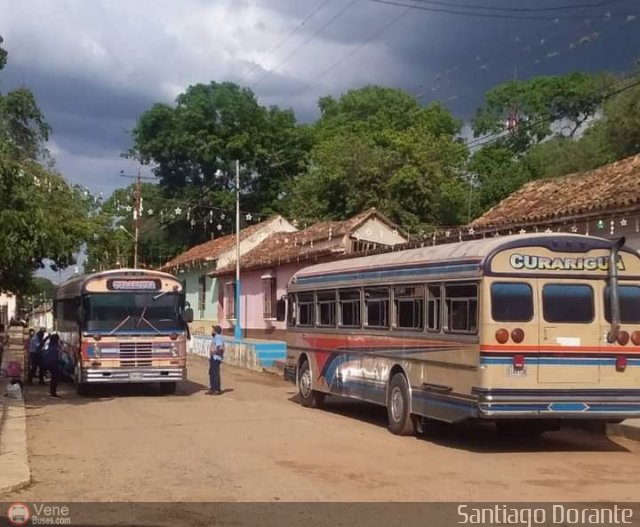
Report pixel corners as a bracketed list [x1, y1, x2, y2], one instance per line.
[8, 355, 640, 502]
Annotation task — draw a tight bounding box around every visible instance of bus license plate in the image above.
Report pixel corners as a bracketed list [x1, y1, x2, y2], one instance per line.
[506, 366, 527, 377]
[130, 372, 143, 380]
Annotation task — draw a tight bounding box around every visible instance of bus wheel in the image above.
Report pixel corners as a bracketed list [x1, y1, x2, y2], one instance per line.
[74, 364, 88, 396]
[387, 373, 416, 436]
[159, 382, 177, 395]
[298, 360, 325, 408]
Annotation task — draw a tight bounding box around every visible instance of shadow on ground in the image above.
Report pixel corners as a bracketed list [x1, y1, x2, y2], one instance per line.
[288, 394, 630, 454]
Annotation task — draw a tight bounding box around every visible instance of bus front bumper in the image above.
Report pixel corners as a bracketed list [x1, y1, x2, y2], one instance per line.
[474, 388, 640, 419]
[80, 367, 186, 383]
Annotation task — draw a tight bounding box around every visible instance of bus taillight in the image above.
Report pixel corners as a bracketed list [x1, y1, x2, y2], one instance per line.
[616, 356, 627, 372]
[511, 328, 525, 344]
[496, 329, 509, 344]
[617, 331, 630, 346]
[512, 354, 525, 371]
[631, 331, 640, 346]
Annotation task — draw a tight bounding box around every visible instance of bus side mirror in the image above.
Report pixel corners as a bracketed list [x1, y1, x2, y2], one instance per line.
[276, 298, 286, 322]
[184, 308, 194, 324]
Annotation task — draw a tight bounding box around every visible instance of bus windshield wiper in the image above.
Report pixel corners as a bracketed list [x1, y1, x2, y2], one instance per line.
[136, 307, 161, 334]
[109, 315, 132, 335]
[153, 291, 168, 300]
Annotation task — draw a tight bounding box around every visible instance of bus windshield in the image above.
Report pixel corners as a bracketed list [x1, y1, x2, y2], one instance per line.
[83, 293, 185, 333]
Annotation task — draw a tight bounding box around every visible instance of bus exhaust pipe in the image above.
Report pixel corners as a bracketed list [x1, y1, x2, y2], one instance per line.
[607, 237, 626, 344]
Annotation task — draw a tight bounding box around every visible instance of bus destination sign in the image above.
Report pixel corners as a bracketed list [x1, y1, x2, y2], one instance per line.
[107, 279, 161, 291]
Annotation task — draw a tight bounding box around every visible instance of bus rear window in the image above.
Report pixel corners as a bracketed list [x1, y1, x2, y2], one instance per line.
[604, 285, 640, 324]
[491, 283, 533, 322]
[542, 284, 594, 323]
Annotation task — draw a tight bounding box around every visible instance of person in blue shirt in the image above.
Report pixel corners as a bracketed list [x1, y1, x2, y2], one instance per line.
[27, 329, 46, 385]
[207, 325, 224, 395]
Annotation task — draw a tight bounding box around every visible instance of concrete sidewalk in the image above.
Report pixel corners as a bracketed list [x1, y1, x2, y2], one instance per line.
[0, 326, 31, 495]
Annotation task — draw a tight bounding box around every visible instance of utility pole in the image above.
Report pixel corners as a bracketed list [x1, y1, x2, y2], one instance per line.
[120, 168, 154, 269]
[234, 159, 242, 341]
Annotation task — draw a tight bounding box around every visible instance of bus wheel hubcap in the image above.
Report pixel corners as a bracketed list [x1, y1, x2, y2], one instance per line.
[300, 369, 311, 398]
[391, 387, 404, 422]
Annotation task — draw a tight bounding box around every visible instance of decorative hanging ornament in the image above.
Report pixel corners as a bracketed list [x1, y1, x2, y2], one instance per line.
[148, 209, 154, 216]
[610, 219, 615, 236]
[175, 207, 182, 216]
[620, 218, 628, 227]
[596, 219, 605, 229]
[125, 205, 132, 212]
[190, 218, 196, 229]
[519, 229, 526, 234]
[220, 212, 225, 220]
[246, 213, 252, 222]
[217, 224, 223, 231]
[571, 225, 578, 233]
[468, 228, 475, 236]
[545, 228, 553, 234]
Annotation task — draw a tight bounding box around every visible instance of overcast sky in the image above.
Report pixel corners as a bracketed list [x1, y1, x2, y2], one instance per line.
[1, 0, 639, 199]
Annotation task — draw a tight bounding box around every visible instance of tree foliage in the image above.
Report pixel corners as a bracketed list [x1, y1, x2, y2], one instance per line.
[287, 86, 468, 231]
[0, 35, 91, 293]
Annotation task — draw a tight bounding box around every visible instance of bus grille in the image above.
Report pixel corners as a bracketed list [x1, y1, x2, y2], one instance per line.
[119, 342, 153, 367]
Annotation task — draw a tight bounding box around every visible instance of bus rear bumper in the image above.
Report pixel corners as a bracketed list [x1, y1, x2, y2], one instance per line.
[474, 388, 640, 419]
[81, 367, 186, 383]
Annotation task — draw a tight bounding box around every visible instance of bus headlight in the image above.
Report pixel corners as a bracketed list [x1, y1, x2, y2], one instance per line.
[170, 344, 178, 357]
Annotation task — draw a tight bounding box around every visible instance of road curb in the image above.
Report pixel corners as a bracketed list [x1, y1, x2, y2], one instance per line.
[0, 382, 32, 496]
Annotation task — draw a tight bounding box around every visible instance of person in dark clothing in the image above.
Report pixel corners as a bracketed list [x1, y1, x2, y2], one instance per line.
[27, 329, 46, 385]
[44, 333, 62, 398]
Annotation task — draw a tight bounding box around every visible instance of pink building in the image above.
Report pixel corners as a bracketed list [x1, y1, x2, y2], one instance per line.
[210, 209, 408, 340]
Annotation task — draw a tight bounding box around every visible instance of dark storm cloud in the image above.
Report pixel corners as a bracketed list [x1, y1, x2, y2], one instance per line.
[1, 0, 639, 195]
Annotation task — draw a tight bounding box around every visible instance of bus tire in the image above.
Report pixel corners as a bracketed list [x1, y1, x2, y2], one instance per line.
[74, 364, 88, 396]
[298, 360, 325, 408]
[387, 373, 416, 436]
[159, 382, 177, 395]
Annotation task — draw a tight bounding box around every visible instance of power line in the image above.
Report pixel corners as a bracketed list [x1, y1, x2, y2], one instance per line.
[365, 0, 639, 21]
[251, 0, 358, 89]
[296, 5, 414, 93]
[236, 0, 332, 85]
[408, 0, 623, 13]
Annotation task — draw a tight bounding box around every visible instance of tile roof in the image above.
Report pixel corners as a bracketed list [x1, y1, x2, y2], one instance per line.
[159, 217, 280, 271]
[211, 208, 400, 275]
[471, 155, 640, 229]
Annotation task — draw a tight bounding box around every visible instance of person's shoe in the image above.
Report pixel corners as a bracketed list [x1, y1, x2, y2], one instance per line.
[205, 390, 215, 395]
[49, 394, 61, 398]
[213, 390, 222, 395]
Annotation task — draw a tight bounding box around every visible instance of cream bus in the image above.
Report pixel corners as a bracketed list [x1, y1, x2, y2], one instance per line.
[282, 233, 640, 436]
[55, 269, 193, 395]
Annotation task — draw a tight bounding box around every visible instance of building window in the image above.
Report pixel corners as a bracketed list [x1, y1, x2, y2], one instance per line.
[365, 287, 389, 329]
[224, 281, 236, 320]
[297, 293, 315, 327]
[198, 275, 206, 315]
[339, 289, 361, 328]
[444, 283, 478, 334]
[262, 276, 277, 319]
[317, 291, 336, 327]
[394, 285, 424, 330]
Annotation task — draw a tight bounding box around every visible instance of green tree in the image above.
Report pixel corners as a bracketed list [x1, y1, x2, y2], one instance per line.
[597, 81, 640, 160]
[0, 35, 91, 293]
[472, 72, 614, 152]
[287, 86, 468, 231]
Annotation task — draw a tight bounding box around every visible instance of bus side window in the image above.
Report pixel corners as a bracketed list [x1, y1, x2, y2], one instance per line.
[287, 294, 296, 327]
[426, 284, 442, 332]
[444, 283, 478, 334]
